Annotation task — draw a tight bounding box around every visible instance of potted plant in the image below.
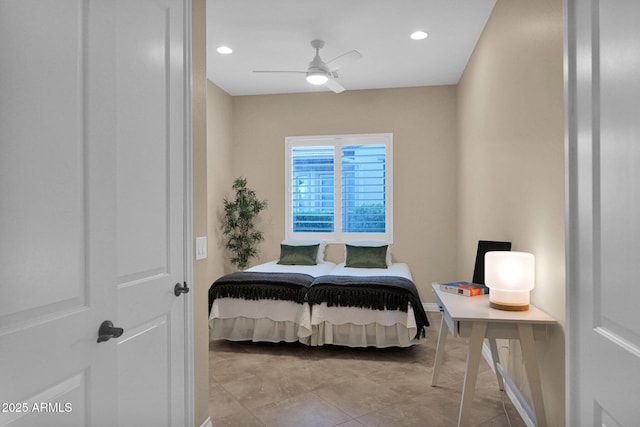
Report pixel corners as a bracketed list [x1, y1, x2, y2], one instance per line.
[222, 177, 268, 270]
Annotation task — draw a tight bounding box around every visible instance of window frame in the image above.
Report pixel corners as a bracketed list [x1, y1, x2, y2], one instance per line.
[285, 133, 393, 243]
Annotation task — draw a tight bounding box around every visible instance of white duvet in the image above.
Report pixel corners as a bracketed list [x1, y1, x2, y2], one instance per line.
[246, 260, 338, 276]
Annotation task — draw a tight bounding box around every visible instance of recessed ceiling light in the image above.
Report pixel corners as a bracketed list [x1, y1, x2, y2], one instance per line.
[410, 31, 429, 40]
[216, 46, 233, 55]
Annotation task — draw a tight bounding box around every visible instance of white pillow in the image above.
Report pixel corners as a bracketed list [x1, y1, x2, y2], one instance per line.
[345, 240, 392, 267]
[281, 239, 327, 264]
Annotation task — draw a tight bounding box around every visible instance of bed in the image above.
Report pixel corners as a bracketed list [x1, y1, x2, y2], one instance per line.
[306, 262, 428, 348]
[208, 260, 337, 343]
[208, 240, 429, 348]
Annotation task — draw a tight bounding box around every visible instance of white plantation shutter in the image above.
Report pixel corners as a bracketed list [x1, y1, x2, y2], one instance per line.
[286, 134, 392, 242]
[341, 145, 386, 233]
[291, 146, 335, 232]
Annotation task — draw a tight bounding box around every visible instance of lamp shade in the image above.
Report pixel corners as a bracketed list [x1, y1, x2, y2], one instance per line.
[484, 251, 535, 311]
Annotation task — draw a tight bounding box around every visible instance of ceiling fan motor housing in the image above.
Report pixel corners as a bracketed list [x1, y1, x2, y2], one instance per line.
[308, 55, 329, 76]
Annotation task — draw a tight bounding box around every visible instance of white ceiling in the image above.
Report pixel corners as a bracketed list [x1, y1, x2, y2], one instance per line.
[206, 0, 496, 96]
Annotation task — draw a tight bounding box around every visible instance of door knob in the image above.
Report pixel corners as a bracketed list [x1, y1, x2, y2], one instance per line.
[174, 282, 190, 296]
[97, 320, 124, 343]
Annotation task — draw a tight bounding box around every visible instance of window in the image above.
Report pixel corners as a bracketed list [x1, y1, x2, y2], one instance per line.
[285, 134, 392, 242]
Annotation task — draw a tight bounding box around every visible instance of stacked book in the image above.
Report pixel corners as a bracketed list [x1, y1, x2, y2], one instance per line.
[439, 282, 489, 297]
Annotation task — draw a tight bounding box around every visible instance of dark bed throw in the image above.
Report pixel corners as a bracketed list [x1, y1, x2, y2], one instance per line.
[208, 272, 315, 314]
[308, 275, 430, 339]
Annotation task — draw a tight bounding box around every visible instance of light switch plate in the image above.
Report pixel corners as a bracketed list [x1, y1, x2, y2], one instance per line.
[195, 236, 207, 260]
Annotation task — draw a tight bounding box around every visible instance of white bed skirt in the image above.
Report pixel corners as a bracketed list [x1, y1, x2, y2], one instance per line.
[209, 298, 312, 342]
[306, 302, 423, 348]
[208, 298, 425, 347]
[209, 317, 302, 343]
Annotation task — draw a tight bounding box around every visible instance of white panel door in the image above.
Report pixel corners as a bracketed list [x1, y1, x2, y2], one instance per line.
[114, 0, 188, 426]
[0, 1, 118, 426]
[566, 1, 640, 426]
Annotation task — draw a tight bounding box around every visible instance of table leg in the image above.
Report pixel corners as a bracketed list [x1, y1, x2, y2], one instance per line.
[458, 321, 487, 427]
[488, 338, 505, 391]
[518, 324, 547, 427]
[431, 312, 449, 386]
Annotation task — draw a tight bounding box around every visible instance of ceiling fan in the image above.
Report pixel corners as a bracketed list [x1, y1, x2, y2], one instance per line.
[253, 40, 362, 93]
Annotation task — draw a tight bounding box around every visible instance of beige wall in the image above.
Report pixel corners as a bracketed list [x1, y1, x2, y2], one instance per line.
[201, 80, 234, 423]
[206, 81, 234, 278]
[457, 0, 565, 425]
[229, 87, 459, 300]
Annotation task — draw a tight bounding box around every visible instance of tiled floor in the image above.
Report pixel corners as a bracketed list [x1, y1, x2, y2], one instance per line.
[209, 312, 526, 427]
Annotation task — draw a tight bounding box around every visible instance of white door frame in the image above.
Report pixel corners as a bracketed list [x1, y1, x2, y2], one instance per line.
[183, 1, 195, 426]
[184, 4, 195, 427]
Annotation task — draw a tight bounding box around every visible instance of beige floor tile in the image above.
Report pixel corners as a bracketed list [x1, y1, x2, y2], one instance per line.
[251, 392, 351, 427]
[208, 384, 245, 421]
[212, 410, 266, 427]
[313, 377, 403, 418]
[221, 372, 309, 410]
[355, 401, 452, 427]
[334, 420, 367, 427]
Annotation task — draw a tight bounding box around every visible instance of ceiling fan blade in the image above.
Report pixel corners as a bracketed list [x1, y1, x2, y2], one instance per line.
[324, 78, 345, 94]
[252, 70, 306, 74]
[326, 50, 362, 71]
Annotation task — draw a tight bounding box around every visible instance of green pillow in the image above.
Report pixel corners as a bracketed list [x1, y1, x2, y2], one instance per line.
[277, 244, 319, 265]
[345, 244, 388, 269]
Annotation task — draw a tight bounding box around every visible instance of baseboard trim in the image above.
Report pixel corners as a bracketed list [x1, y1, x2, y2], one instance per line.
[199, 416, 212, 427]
[481, 342, 536, 427]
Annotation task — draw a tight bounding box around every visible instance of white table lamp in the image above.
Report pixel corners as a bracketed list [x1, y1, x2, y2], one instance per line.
[485, 251, 535, 311]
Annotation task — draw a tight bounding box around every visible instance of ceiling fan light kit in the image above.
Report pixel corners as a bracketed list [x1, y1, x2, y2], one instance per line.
[253, 39, 361, 93]
[306, 73, 329, 85]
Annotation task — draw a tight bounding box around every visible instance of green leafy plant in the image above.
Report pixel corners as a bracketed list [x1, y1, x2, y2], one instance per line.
[222, 177, 268, 270]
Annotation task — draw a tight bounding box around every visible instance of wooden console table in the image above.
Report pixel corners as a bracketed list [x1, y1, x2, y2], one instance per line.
[430, 284, 556, 427]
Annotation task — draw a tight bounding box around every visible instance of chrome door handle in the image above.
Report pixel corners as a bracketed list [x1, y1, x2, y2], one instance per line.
[97, 320, 124, 343]
[174, 282, 189, 296]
